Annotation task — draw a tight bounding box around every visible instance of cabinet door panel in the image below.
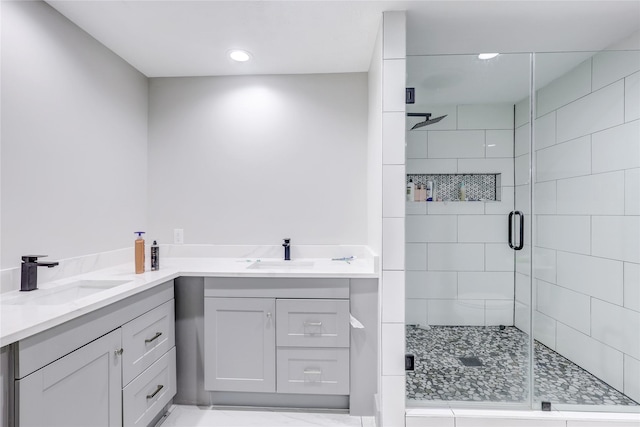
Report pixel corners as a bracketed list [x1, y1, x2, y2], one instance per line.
[123, 347, 176, 427]
[204, 298, 275, 392]
[276, 347, 350, 395]
[276, 299, 350, 348]
[16, 329, 122, 427]
[122, 299, 175, 385]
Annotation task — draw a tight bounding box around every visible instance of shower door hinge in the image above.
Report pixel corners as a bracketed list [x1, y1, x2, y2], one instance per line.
[406, 88, 415, 104]
[405, 354, 415, 371]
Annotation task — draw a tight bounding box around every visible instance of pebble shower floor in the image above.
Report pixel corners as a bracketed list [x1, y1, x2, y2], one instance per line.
[406, 325, 639, 406]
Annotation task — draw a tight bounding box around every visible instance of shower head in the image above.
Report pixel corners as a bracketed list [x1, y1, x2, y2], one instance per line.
[408, 113, 447, 130]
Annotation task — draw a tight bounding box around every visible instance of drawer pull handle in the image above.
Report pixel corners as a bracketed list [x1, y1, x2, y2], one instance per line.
[145, 332, 163, 343]
[303, 369, 322, 375]
[146, 384, 164, 399]
[304, 321, 322, 327]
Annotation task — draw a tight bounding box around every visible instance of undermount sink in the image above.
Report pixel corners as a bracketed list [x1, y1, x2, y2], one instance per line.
[247, 260, 315, 270]
[3, 279, 130, 306]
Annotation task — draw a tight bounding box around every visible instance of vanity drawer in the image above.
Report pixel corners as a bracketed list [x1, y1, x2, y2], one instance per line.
[122, 299, 175, 385]
[123, 347, 176, 427]
[276, 348, 349, 395]
[276, 299, 349, 348]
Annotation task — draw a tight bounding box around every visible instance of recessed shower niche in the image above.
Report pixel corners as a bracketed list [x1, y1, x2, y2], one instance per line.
[406, 173, 500, 202]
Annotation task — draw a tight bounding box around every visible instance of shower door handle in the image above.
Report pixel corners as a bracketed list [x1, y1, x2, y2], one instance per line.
[508, 211, 524, 251]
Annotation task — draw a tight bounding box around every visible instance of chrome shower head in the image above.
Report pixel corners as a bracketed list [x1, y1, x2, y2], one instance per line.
[408, 113, 447, 130]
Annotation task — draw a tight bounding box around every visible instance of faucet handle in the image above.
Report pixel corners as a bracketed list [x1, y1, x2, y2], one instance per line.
[22, 255, 48, 263]
[283, 238, 290, 245]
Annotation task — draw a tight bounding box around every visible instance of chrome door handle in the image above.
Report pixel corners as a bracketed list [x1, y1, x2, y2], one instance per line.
[145, 332, 162, 343]
[114, 348, 124, 356]
[146, 384, 164, 399]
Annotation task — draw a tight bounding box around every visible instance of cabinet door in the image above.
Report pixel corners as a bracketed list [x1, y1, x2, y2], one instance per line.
[122, 299, 175, 386]
[16, 329, 122, 427]
[204, 297, 275, 392]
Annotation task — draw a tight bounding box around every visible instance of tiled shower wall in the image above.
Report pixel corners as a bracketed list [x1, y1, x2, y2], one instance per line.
[405, 104, 516, 326]
[529, 50, 640, 402]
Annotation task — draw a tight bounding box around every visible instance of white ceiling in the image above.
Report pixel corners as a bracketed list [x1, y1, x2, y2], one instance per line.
[45, 0, 640, 78]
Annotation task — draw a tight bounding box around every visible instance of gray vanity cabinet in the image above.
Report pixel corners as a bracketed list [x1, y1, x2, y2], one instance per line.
[203, 278, 351, 398]
[204, 297, 276, 392]
[13, 281, 176, 427]
[16, 329, 122, 427]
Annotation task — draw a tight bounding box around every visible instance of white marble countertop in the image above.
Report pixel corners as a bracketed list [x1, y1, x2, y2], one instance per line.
[0, 256, 377, 347]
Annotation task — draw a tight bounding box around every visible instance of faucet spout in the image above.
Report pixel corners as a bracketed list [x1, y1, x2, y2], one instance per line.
[36, 261, 59, 268]
[21, 255, 59, 291]
[282, 238, 291, 261]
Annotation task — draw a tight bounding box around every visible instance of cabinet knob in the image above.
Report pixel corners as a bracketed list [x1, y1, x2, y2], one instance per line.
[114, 348, 124, 356]
[266, 312, 272, 318]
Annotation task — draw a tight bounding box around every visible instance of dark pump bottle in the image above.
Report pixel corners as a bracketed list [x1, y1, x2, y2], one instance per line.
[151, 240, 159, 271]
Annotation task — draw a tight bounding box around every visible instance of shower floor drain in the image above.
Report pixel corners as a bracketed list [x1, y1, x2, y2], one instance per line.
[459, 356, 483, 367]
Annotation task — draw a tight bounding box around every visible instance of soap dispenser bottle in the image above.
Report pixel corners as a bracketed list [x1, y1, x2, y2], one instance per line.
[134, 231, 145, 274]
[406, 179, 415, 201]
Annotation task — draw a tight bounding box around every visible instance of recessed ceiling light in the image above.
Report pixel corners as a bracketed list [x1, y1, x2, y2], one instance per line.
[478, 53, 500, 60]
[229, 50, 251, 62]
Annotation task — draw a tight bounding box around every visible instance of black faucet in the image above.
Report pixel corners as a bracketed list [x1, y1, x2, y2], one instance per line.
[282, 238, 291, 261]
[21, 255, 59, 291]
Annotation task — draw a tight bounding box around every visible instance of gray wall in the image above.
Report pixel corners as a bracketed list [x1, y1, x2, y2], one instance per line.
[1, 1, 149, 271]
[147, 73, 368, 246]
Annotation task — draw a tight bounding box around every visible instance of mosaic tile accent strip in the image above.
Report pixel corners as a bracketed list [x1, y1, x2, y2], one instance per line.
[405, 325, 639, 406]
[407, 174, 497, 202]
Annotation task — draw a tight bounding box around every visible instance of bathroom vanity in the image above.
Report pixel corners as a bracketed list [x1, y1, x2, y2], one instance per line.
[204, 278, 351, 396]
[12, 280, 176, 427]
[0, 253, 378, 427]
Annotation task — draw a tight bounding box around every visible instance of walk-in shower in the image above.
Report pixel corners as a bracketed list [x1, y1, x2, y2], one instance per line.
[405, 48, 640, 412]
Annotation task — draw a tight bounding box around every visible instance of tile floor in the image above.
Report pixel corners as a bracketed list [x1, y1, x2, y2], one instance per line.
[159, 405, 375, 427]
[406, 325, 639, 406]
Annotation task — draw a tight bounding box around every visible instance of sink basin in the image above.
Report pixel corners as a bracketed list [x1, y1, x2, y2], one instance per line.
[3, 279, 130, 306]
[247, 260, 315, 270]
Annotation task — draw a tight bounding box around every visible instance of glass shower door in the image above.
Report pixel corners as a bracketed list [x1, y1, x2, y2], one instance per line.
[532, 50, 640, 411]
[405, 52, 533, 406]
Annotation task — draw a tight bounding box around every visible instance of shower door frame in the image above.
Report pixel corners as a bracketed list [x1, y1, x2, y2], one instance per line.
[405, 52, 536, 411]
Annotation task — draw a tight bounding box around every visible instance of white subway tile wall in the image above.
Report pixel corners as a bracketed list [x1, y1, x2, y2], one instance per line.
[625, 168, 640, 215]
[485, 130, 514, 158]
[592, 120, 640, 173]
[534, 112, 557, 150]
[536, 136, 592, 182]
[380, 12, 406, 427]
[382, 112, 406, 164]
[625, 71, 640, 121]
[531, 50, 640, 403]
[536, 58, 592, 117]
[624, 262, 640, 312]
[534, 310, 557, 350]
[428, 130, 485, 158]
[536, 280, 591, 335]
[405, 103, 516, 327]
[555, 322, 625, 392]
[624, 356, 640, 403]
